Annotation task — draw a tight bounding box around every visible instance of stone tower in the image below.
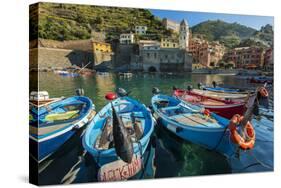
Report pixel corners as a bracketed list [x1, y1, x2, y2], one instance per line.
[179, 19, 189, 51]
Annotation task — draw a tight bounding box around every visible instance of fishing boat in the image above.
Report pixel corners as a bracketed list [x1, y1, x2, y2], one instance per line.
[151, 91, 256, 157]
[29, 94, 95, 163]
[172, 88, 247, 119]
[54, 70, 79, 77]
[249, 76, 273, 84]
[200, 81, 253, 94]
[29, 91, 64, 107]
[83, 89, 154, 181]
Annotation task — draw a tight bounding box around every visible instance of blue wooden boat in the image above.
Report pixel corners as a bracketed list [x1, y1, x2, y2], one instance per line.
[202, 86, 243, 93]
[29, 96, 94, 163]
[151, 94, 250, 157]
[83, 94, 154, 181]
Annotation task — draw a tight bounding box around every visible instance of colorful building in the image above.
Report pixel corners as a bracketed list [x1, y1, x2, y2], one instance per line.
[160, 38, 179, 48]
[264, 48, 273, 70]
[223, 47, 265, 69]
[120, 33, 135, 44]
[189, 38, 225, 67]
[92, 40, 112, 53]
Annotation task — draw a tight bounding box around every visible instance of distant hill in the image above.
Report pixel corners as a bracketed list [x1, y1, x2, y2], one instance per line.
[191, 20, 257, 48]
[30, 2, 170, 41]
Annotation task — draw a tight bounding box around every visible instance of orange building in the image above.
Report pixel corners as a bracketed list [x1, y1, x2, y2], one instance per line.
[223, 47, 265, 69]
[189, 38, 225, 67]
[92, 40, 112, 53]
[264, 48, 273, 70]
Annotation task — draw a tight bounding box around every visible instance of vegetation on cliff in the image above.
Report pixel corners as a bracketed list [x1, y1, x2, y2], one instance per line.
[191, 20, 273, 49]
[33, 2, 169, 41]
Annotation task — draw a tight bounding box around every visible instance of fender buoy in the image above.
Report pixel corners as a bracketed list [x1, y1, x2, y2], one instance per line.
[259, 87, 269, 97]
[228, 114, 255, 150]
[105, 92, 117, 100]
[203, 109, 210, 117]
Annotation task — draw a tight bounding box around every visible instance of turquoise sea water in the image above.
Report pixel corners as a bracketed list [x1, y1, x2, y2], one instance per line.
[34, 72, 273, 185]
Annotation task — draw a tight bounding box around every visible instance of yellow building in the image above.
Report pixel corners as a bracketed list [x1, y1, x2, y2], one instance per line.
[160, 38, 179, 48]
[92, 41, 112, 53]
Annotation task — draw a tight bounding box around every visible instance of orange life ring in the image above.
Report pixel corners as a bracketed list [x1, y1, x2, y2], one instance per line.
[228, 114, 255, 150]
[259, 87, 269, 97]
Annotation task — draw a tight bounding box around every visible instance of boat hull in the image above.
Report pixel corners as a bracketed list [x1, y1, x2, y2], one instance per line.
[173, 89, 246, 119]
[83, 97, 154, 168]
[156, 114, 235, 156]
[29, 128, 77, 162]
[29, 96, 94, 163]
[151, 94, 236, 157]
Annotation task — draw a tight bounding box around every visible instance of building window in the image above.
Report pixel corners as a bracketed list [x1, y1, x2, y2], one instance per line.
[154, 53, 157, 59]
[147, 53, 150, 58]
[173, 44, 176, 47]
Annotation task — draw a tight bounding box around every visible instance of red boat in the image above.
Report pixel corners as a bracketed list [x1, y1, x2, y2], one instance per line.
[173, 89, 247, 119]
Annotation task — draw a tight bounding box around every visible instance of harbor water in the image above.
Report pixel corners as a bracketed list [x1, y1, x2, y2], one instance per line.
[34, 72, 274, 185]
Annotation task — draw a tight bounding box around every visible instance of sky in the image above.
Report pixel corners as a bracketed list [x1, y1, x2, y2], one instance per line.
[150, 9, 274, 30]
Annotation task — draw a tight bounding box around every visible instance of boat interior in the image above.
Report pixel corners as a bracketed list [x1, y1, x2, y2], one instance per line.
[182, 94, 227, 106]
[154, 98, 223, 128]
[94, 112, 145, 150]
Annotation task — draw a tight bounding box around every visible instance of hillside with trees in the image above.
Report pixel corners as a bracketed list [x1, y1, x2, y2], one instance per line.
[31, 2, 170, 41]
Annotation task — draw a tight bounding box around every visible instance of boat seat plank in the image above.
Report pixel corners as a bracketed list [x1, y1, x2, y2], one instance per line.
[172, 113, 221, 128]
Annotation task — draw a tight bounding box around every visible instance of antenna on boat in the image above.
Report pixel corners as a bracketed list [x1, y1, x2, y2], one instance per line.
[152, 87, 161, 95]
[76, 88, 84, 96]
[212, 81, 217, 88]
[187, 85, 193, 91]
[116, 88, 130, 97]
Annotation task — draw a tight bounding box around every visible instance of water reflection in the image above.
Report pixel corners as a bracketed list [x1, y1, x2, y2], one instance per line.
[35, 72, 273, 184]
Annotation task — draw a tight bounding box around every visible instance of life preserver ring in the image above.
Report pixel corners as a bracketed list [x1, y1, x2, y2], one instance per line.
[259, 87, 269, 97]
[228, 114, 255, 150]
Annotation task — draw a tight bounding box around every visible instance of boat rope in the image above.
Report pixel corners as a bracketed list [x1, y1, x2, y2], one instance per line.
[139, 139, 153, 179]
[137, 140, 144, 170]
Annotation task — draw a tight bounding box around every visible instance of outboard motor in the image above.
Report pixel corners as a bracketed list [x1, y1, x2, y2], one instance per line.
[197, 83, 202, 89]
[76, 88, 84, 96]
[212, 81, 217, 88]
[187, 85, 193, 92]
[116, 88, 129, 97]
[152, 87, 161, 95]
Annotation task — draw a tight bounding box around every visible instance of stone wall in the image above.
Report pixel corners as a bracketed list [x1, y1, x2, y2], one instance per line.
[30, 47, 94, 70]
[29, 47, 112, 71]
[113, 44, 139, 69]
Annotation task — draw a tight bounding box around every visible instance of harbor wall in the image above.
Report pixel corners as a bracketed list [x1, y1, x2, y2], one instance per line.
[29, 47, 94, 70]
[29, 47, 112, 71]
